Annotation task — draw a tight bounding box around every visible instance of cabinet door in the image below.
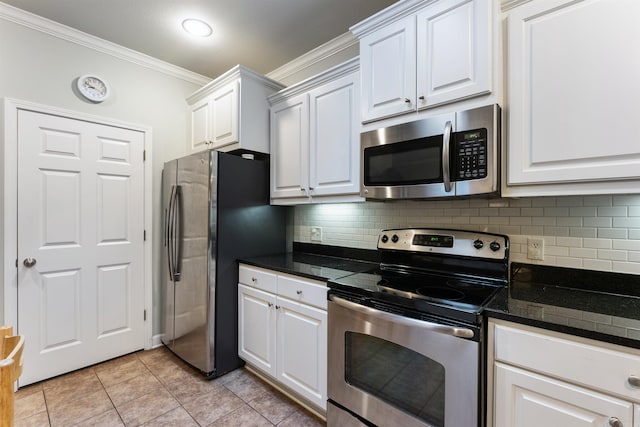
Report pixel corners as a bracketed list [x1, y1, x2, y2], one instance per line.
[238, 284, 276, 376]
[416, 0, 491, 109]
[270, 94, 310, 200]
[308, 72, 360, 197]
[276, 296, 327, 410]
[189, 97, 211, 153]
[506, 0, 640, 186]
[210, 80, 239, 149]
[359, 15, 416, 122]
[495, 362, 633, 427]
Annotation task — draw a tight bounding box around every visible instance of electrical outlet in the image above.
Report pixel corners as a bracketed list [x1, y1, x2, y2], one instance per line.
[310, 226, 323, 242]
[527, 237, 544, 260]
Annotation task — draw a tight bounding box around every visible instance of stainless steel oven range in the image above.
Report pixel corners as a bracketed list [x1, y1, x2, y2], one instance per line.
[327, 228, 509, 427]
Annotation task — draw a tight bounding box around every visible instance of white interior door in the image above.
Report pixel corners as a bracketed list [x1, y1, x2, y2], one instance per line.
[17, 109, 145, 385]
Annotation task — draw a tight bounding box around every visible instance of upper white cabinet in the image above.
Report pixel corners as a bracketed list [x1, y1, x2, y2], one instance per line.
[269, 58, 362, 205]
[353, 0, 493, 123]
[504, 0, 640, 196]
[186, 65, 284, 154]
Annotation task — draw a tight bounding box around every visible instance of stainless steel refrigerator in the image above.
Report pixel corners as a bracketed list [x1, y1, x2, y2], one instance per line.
[162, 150, 286, 377]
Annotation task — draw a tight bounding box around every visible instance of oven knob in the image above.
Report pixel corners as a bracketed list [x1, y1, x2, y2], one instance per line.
[391, 234, 399, 243]
[490, 241, 501, 252]
[473, 239, 484, 249]
[381, 235, 389, 243]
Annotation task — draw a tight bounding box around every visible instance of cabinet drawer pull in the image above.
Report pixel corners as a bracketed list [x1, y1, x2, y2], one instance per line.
[418, 95, 425, 100]
[404, 98, 411, 103]
[296, 290, 302, 295]
[628, 375, 640, 387]
[609, 417, 623, 427]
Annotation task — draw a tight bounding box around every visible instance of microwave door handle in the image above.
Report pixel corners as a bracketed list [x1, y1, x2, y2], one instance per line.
[442, 121, 453, 193]
[330, 295, 474, 339]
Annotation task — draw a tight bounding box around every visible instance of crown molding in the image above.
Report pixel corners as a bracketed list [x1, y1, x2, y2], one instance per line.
[186, 64, 284, 105]
[267, 57, 359, 105]
[501, 0, 532, 12]
[349, 0, 434, 38]
[266, 31, 358, 83]
[0, 2, 211, 86]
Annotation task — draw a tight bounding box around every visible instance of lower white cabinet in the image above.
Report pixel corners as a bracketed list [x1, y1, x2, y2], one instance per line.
[495, 363, 633, 427]
[238, 265, 327, 411]
[490, 319, 640, 427]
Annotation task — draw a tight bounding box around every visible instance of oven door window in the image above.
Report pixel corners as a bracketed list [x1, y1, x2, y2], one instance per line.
[345, 332, 445, 427]
[363, 136, 443, 186]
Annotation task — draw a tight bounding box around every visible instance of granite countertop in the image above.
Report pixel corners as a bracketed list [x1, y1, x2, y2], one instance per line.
[240, 243, 379, 282]
[242, 243, 640, 350]
[485, 262, 640, 349]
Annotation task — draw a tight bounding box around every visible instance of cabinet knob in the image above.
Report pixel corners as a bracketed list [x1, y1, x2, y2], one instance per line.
[419, 95, 425, 100]
[609, 417, 623, 427]
[404, 98, 411, 103]
[628, 375, 640, 387]
[23, 257, 37, 268]
[251, 277, 257, 283]
[267, 302, 273, 308]
[275, 305, 280, 310]
[296, 290, 302, 295]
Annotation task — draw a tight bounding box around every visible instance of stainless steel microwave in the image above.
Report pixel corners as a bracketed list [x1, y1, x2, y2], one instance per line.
[361, 104, 501, 200]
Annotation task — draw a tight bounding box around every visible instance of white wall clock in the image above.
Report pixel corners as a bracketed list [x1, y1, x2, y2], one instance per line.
[76, 74, 110, 103]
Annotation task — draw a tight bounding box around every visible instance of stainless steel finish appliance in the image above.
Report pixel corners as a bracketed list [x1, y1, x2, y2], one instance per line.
[360, 104, 501, 200]
[162, 150, 286, 377]
[327, 228, 509, 427]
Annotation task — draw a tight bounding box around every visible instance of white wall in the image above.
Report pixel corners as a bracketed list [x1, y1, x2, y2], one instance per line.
[0, 15, 204, 334]
[294, 195, 640, 275]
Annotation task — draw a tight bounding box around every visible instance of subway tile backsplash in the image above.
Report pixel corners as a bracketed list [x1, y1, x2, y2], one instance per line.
[293, 195, 640, 275]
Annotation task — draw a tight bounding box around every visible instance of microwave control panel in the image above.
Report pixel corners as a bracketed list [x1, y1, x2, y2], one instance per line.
[454, 128, 487, 181]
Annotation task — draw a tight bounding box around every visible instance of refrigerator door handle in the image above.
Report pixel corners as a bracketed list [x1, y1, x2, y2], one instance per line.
[172, 185, 183, 282]
[166, 185, 176, 281]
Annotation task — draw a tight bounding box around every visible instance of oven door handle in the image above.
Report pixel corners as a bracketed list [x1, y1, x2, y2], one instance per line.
[330, 295, 475, 339]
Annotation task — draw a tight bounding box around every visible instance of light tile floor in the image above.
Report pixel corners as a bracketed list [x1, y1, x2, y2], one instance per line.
[14, 347, 326, 427]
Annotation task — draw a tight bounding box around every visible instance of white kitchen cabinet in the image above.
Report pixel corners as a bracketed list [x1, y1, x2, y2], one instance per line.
[503, 0, 640, 196]
[269, 58, 362, 205]
[490, 319, 640, 427]
[270, 93, 309, 200]
[186, 65, 283, 154]
[353, 0, 492, 123]
[495, 363, 633, 427]
[238, 284, 277, 376]
[276, 295, 327, 408]
[238, 264, 328, 412]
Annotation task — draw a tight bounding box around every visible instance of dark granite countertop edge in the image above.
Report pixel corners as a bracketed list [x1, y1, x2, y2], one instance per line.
[238, 242, 379, 282]
[238, 258, 330, 282]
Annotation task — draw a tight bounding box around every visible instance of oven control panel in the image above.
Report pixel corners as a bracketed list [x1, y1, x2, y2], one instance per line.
[378, 228, 508, 260]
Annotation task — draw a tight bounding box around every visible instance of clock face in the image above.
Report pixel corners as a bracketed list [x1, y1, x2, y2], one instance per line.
[77, 75, 109, 102]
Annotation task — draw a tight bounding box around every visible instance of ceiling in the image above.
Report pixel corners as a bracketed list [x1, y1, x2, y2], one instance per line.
[3, 0, 397, 79]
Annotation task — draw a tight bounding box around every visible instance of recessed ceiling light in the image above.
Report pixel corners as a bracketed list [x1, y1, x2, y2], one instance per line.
[182, 19, 213, 37]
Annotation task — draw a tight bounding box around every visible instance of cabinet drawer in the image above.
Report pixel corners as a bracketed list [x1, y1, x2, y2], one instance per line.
[494, 322, 640, 401]
[277, 274, 327, 310]
[239, 265, 277, 294]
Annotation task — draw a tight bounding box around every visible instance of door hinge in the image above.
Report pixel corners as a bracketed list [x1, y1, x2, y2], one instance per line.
[144, 309, 147, 321]
[15, 259, 18, 268]
[143, 150, 146, 161]
[143, 230, 146, 241]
